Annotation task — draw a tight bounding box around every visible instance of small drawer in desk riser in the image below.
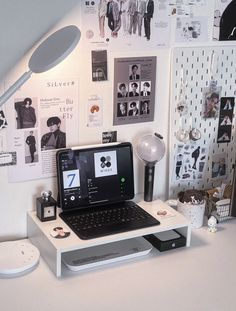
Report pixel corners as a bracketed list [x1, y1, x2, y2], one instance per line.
[144, 229, 186, 252]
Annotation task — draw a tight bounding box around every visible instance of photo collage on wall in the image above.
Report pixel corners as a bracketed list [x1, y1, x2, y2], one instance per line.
[217, 97, 235, 143]
[113, 56, 156, 126]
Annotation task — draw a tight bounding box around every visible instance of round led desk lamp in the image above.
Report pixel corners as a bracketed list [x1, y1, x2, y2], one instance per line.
[0, 25, 81, 107]
[136, 133, 165, 202]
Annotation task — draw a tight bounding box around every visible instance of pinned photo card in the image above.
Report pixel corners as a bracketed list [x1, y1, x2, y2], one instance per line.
[91, 50, 108, 82]
[202, 87, 221, 119]
[102, 131, 117, 143]
[211, 153, 227, 179]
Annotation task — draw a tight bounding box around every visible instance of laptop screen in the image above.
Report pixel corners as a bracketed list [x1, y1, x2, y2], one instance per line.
[56, 142, 135, 211]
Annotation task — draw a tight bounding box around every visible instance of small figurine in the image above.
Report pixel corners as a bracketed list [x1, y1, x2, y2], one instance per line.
[208, 215, 218, 233]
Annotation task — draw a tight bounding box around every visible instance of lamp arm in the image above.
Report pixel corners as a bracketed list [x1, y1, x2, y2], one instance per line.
[0, 70, 32, 107]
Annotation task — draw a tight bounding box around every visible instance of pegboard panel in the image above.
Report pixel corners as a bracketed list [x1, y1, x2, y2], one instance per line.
[169, 46, 236, 198]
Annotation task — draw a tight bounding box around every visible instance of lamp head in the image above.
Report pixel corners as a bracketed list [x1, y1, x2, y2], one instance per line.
[28, 25, 81, 73]
[0, 25, 81, 107]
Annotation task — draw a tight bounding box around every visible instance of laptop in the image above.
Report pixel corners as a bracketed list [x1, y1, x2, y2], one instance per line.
[56, 142, 160, 240]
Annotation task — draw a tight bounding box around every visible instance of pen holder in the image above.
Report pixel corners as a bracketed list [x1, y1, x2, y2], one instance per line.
[177, 200, 205, 229]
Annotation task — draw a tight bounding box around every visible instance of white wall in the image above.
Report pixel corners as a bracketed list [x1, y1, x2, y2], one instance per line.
[0, 1, 219, 240]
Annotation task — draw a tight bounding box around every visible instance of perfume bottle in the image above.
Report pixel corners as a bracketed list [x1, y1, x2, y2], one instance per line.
[36, 190, 57, 222]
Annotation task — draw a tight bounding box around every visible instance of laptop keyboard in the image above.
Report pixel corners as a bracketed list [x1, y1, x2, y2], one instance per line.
[60, 201, 160, 240]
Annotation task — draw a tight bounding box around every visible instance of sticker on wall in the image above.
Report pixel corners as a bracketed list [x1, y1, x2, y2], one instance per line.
[87, 95, 103, 127]
[173, 143, 208, 182]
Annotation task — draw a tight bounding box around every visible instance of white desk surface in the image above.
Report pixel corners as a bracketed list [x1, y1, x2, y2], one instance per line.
[1, 219, 236, 311]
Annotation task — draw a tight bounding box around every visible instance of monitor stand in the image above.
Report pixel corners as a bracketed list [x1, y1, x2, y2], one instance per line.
[62, 237, 152, 272]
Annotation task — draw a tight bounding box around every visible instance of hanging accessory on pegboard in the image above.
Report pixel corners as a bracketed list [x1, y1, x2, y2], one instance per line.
[203, 51, 221, 119]
[176, 116, 189, 143]
[176, 68, 188, 115]
[176, 115, 202, 143]
[189, 128, 201, 141]
[209, 51, 218, 92]
[189, 116, 202, 141]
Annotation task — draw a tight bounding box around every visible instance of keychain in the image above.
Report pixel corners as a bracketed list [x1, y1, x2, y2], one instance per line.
[176, 116, 189, 143]
[176, 68, 188, 115]
[188, 117, 202, 141]
[209, 51, 218, 92]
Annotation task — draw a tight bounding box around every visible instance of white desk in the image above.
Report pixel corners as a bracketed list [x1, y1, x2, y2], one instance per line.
[1, 219, 236, 310]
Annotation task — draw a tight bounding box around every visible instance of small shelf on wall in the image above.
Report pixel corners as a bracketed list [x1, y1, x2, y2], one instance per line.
[27, 199, 191, 277]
